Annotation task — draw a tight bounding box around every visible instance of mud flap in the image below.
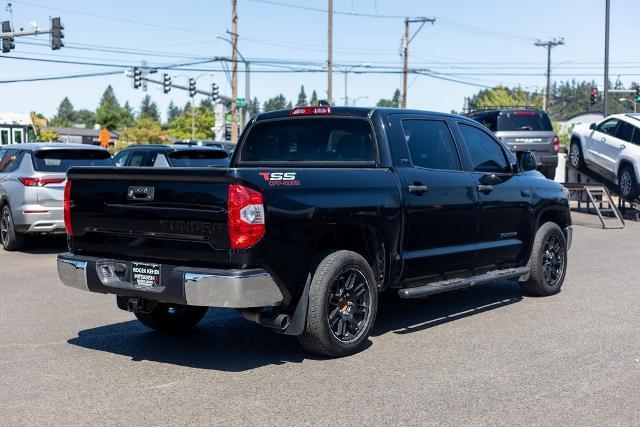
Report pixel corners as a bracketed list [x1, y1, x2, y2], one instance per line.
[279, 274, 311, 336]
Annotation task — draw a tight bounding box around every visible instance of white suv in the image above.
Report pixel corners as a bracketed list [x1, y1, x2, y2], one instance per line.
[569, 113, 640, 199]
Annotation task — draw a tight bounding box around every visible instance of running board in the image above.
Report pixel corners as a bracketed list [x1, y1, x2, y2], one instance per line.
[397, 267, 530, 299]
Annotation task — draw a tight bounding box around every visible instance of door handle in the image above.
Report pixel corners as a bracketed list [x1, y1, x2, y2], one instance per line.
[620, 144, 626, 149]
[601, 137, 607, 143]
[477, 184, 494, 194]
[408, 184, 428, 194]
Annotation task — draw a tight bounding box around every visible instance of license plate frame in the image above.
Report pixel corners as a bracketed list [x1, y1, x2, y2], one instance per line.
[131, 261, 161, 287]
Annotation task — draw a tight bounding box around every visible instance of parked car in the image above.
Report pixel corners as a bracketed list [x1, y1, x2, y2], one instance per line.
[113, 145, 229, 168]
[467, 107, 560, 179]
[0, 143, 113, 250]
[569, 113, 640, 199]
[58, 106, 572, 357]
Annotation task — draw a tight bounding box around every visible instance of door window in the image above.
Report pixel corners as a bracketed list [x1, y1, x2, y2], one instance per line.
[596, 119, 620, 136]
[632, 127, 640, 146]
[615, 121, 635, 143]
[401, 119, 461, 171]
[0, 150, 22, 173]
[113, 151, 128, 166]
[0, 129, 9, 145]
[127, 151, 148, 166]
[459, 123, 509, 173]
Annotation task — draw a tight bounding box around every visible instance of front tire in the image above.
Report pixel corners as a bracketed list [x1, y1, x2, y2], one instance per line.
[569, 140, 584, 169]
[521, 222, 567, 296]
[618, 166, 639, 200]
[298, 250, 378, 357]
[135, 303, 208, 332]
[1, 205, 25, 251]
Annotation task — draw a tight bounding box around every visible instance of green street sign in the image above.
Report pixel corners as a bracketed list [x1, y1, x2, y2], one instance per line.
[235, 98, 246, 107]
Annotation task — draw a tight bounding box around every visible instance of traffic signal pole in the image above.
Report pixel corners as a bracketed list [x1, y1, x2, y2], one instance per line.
[603, 0, 611, 116]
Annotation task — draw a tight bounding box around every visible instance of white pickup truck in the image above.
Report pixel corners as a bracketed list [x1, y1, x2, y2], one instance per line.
[569, 113, 640, 199]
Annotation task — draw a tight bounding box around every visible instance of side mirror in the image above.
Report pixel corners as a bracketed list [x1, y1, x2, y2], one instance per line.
[519, 151, 537, 172]
[589, 123, 596, 130]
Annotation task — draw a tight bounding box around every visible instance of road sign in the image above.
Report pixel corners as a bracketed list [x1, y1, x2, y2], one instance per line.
[235, 98, 246, 107]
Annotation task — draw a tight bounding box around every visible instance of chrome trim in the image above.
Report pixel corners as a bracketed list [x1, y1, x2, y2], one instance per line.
[184, 269, 283, 308]
[57, 253, 89, 291]
[565, 226, 573, 251]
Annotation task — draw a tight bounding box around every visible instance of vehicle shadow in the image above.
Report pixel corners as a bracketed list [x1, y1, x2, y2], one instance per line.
[67, 281, 523, 372]
[19, 235, 67, 254]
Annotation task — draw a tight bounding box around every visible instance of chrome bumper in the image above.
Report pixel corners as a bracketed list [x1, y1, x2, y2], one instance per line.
[565, 226, 573, 250]
[57, 253, 284, 308]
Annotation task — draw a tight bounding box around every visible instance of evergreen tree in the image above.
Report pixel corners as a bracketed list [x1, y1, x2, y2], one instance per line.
[376, 89, 402, 108]
[286, 101, 293, 109]
[167, 106, 215, 140]
[247, 97, 260, 116]
[74, 109, 97, 128]
[167, 101, 182, 123]
[310, 90, 319, 106]
[199, 98, 214, 110]
[296, 85, 308, 106]
[138, 95, 160, 121]
[262, 94, 287, 112]
[50, 97, 75, 127]
[95, 85, 124, 130]
[120, 101, 136, 128]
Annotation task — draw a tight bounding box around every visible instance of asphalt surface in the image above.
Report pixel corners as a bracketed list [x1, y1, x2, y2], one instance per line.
[1, 212, 639, 425]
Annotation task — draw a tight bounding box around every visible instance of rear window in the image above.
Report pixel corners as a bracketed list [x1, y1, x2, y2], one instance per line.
[166, 150, 228, 167]
[497, 111, 553, 131]
[239, 118, 375, 164]
[33, 149, 113, 172]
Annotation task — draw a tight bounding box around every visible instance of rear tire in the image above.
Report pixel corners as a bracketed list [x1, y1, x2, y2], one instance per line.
[521, 222, 567, 296]
[135, 303, 208, 332]
[1, 205, 25, 251]
[618, 166, 639, 200]
[298, 250, 378, 357]
[569, 140, 584, 169]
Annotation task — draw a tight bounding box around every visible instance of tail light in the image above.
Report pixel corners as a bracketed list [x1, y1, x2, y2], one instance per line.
[19, 177, 65, 187]
[228, 184, 265, 249]
[64, 180, 73, 236]
[552, 135, 561, 153]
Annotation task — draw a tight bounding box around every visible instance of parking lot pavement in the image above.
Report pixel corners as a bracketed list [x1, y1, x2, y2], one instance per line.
[1, 214, 639, 425]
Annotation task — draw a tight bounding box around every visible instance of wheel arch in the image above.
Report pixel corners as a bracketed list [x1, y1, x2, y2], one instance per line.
[616, 157, 636, 179]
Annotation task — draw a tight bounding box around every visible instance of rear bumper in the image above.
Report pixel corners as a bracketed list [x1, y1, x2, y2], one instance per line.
[57, 252, 284, 308]
[14, 206, 64, 234]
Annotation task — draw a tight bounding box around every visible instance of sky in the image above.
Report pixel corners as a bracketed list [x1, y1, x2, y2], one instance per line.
[0, 0, 638, 122]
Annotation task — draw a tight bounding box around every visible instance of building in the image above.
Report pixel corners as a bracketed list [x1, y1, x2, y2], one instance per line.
[0, 113, 36, 145]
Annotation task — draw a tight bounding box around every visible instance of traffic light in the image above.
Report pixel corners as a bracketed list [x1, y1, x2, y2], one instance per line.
[162, 73, 172, 94]
[188, 78, 196, 97]
[590, 88, 598, 106]
[51, 17, 64, 50]
[224, 122, 231, 141]
[211, 83, 219, 101]
[132, 67, 142, 89]
[1, 21, 15, 53]
[635, 86, 640, 103]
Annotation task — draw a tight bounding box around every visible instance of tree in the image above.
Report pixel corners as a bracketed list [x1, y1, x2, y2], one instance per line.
[120, 101, 136, 128]
[50, 97, 75, 127]
[38, 128, 59, 142]
[296, 85, 308, 106]
[167, 106, 215, 140]
[167, 101, 182, 123]
[199, 98, 214, 110]
[120, 118, 170, 144]
[376, 89, 401, 108]
[467, 86, 542, 112]
[286, 101, 293, 109]
[95, 85, 124, 130]
[310, 90, 319, 106]
[262, 94, 287, 112]
[247, 97, 260, 116]
[139, 95, 159, 121]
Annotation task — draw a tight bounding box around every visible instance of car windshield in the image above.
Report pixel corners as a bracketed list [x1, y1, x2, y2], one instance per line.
[497, 111, 553, 131]
[239, 118, 375, 164]
[166, 149, 228, 167]
[33, 149, 113, 172]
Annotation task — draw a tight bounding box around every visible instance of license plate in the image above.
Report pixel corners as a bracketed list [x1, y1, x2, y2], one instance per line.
[131, 261, 161, 287]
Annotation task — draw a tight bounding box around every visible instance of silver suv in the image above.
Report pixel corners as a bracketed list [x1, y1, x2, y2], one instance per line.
[467, 108, 559, 179]
[0, 143, 113, 250]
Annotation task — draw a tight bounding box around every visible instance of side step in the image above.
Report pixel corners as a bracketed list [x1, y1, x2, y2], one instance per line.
[397, 267, 530, 299]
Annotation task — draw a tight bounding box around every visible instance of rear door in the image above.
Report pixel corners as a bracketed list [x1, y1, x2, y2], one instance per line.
[456, 121, 533, 266]
[391, 114, 479, 279]
[589, 118, 620, 171]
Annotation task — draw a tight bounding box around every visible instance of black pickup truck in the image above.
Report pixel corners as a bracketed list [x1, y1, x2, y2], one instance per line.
[58, 106, 572, 357]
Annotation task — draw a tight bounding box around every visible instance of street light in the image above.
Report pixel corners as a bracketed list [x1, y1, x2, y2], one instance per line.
[216, 35, 250, 134]
[174, 73, 214, 140]
[336, 63, 370, 106]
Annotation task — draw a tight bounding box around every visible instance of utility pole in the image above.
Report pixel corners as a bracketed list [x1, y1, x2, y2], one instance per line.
[603, 0, 610, 116]
[401, 17, 435, 108]
[230, 0, 239, 143]
[327, 0, 333, 104]
[535, 37, 564, 111]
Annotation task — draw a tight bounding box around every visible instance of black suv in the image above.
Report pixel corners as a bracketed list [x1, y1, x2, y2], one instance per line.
[113, 144, 229, 168]
[467, 107, 559, 179]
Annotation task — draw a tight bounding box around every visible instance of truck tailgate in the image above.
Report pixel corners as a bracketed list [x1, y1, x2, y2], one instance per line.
[67, 167, 230, 266]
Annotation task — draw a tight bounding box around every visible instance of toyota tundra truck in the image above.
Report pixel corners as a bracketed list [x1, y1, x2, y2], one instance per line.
[58, 106, 572, 357]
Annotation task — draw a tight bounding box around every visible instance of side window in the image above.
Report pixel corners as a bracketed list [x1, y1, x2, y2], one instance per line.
[459, 123, 509, 173]
[615, 122, 635, 143]
[0, 150, 22, 173]
[127, 151, 147, 167]
[633, 127, 640, 146]
[401, 119, 461, 171]
[596, 119, 619, 136]
[113, 151, 128, 167]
